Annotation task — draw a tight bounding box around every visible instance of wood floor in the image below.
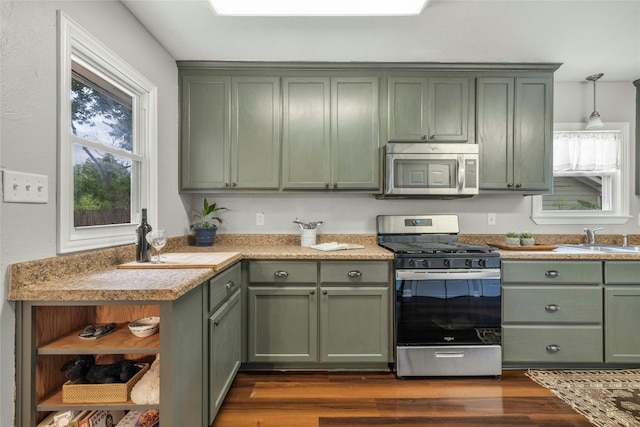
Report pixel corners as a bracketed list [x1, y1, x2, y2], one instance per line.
[212, 370, 593, 427]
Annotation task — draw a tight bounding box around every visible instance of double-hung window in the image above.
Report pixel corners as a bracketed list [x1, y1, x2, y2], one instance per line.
[531, 123, 631, 225]
[58, 12, 157, 253]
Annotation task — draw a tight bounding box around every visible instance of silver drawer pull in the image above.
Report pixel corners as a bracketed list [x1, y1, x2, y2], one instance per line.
[274, 271, 289, 277]
[435, 351, 465, 358]
[347, 270, 362, 278]
[545, 304, 560, 312]
[546, 344, 561, 353]
[225, 280, 235, 289]
[544, 270, 560, 278]
[213, 320, 220, 327]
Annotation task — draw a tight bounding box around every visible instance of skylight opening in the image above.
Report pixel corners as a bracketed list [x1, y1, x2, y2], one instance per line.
[209, 0, 429, 16]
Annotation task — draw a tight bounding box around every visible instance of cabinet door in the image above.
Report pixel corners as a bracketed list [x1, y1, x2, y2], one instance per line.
[513, 77, 552, 192]
[331, 77, 380, 190]
[319, 287, 389, 363]
[605, 287, 640, 363]
[282, 77, 331, 189]
[209, 289, 241, 425]
[388, 77, 427, 141]
[180, 75, 231, 190]
[231, 76, 281, 189]
[477, 77, 514, 191]
[427, 77, 470, 142]
[248, 286, 318, 362]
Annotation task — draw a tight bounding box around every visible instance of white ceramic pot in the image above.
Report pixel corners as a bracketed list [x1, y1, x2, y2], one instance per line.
[520, 237, 535, 246]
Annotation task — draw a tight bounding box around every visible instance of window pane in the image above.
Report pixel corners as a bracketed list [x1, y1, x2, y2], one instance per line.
[71, 62, 133, 152]
[542, 176, 605, 211]
[73, 144, 133, 227]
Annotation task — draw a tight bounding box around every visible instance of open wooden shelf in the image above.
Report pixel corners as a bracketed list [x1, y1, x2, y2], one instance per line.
[38, 323, 159, 355]
[37, 388, 158, 411]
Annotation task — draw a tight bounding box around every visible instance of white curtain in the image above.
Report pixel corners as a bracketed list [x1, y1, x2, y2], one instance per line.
[553, 131, 620, 171]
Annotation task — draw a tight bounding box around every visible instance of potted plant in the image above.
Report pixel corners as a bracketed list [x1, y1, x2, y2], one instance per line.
[191, 198, 228, 246]
[520, 231, 535, 246]
[505, 232, 520, 246]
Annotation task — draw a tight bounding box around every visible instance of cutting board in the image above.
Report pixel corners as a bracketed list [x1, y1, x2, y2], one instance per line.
[118, 252, 241, 269]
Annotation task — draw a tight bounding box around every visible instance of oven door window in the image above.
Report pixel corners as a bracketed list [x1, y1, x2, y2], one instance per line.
[396, 278, 501, 346]
[394, 159, 457, 189]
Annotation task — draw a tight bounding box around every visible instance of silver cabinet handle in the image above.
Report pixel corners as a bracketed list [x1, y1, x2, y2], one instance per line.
[322, 290, 328, 295]
[274, 271, 289, 277]
[213, 320, 220, 327]
[225, 280, 235, 290]
[310, 290, 315, 295]
[347, 270, 362, 278]
[545, 304, 559, 312]
[545, 270, 560, 278]
[546, 344, 561, 353]
[515, 183, 522, 188]
[232, 182, 237, 187]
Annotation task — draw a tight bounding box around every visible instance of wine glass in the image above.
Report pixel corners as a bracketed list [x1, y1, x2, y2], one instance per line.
[146, 229, 168, 263]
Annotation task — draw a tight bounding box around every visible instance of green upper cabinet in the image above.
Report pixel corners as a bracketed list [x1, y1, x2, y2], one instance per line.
[476, 76, 553, 193]
[232, 76, 281, 189]
[282, 77, 331, 189]
[180, 74, 280, 191]
[180, 75, 231, 190]
[282, 76, 380, 190]
[388, 76, 471, 142]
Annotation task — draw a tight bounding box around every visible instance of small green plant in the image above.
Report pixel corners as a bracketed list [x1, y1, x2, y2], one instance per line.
[506, 231, 519, 238]
[191, 198, 228, 229]
[520, 231, 533, 239]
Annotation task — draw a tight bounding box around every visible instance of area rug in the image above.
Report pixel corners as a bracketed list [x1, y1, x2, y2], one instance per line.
[526, 369, 640, 426]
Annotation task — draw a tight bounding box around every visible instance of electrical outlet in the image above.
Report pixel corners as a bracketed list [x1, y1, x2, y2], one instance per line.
[3, 170, 48, 203]
[256, 212, 265, 226]
[487, 213, 496, 226]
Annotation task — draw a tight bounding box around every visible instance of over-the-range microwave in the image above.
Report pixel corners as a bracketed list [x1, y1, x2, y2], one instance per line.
[378, 142, 479, 199]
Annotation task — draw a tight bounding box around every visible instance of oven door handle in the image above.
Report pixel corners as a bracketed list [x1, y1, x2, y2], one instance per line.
[457, 154, 465, 192]
[395, 269, 501, 281]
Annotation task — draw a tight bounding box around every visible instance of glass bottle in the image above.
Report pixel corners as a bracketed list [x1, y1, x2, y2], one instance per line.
[136, 208, 153, 262]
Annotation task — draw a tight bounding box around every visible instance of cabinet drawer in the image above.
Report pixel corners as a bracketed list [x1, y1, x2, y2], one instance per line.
[502, 286, 602, 323]
[501, 261, 602, 284]
[320, 261, 389, 284]
[209, 263, 241, 312]
[249, 261, 317, 284]
[502, 325, 603, 363]
[604, 261, 640, 284]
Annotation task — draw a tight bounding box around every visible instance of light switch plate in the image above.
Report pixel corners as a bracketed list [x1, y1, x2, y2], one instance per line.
[487, 213, 496, 226]
[3, 170, 48, 203]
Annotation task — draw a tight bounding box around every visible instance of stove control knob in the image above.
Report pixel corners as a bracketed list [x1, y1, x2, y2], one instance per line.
[478, 258, 487, 268]
[443, 259, 452, 268]
[465, 259, 473, 268]
[421, 259, 429, 268]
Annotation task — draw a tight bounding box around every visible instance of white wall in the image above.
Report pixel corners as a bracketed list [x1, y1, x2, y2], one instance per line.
[0, 1, 180, 425]
[185, 80, 638, 237]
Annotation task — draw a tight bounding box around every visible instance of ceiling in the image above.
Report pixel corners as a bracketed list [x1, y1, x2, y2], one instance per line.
[122, 0, 640, 82]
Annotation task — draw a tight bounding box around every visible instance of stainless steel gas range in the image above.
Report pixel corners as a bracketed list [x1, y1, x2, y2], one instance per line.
[377, 214, 502, 378]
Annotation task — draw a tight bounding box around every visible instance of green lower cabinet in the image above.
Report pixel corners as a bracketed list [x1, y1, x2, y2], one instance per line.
[605, 287, 640, 363]
[209, 289, 241, 425]
[319, 287, 389, 363]
[248, 286, 319, 363]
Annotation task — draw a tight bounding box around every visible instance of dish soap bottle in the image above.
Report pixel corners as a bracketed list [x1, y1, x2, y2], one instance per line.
[136, 208, 153, 262]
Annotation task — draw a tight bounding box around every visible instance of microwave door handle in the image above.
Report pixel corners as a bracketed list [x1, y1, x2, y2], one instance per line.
[457, 155, 465, 192]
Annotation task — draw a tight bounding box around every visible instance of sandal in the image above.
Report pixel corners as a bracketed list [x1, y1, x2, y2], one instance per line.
[78, 323, 116, 340]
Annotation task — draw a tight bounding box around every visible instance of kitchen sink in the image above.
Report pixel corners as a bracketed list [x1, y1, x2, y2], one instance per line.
[557, 244, 640, 254]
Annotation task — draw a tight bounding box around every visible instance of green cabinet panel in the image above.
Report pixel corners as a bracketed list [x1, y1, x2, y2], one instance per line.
[388, 76, 470, 142]
[248, 286, 318, 363]
[282, 77, 331, 189]
[209, 289, 241, 424]
[180, 75, 231, 190]
[604, 261, 640, 363]
[502, 286, 602, 324]
[605, 287, 640, 363]
[249, 261, 318, 284]
[501, 260, 603, 284]
[477, 76, 552, 193]
[232, 76, 281, 189]
[502, 325, 603, 363]
[209, 262, 241, 312]
[331, 77, 380, 189]
[319, 287, 389, 362]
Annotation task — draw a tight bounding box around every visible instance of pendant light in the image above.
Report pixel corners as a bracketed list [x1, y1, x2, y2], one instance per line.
[585, 73, 604, 129]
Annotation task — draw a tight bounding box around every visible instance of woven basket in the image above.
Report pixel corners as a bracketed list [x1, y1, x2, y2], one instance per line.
[62, 363, 149, 403]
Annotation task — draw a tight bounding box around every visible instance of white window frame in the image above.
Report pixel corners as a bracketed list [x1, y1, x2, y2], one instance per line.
[531, 122, 631, 225]
[57, 12, 157, 253]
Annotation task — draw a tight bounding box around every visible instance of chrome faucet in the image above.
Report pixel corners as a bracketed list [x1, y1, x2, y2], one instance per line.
[584, 227, 604, 244]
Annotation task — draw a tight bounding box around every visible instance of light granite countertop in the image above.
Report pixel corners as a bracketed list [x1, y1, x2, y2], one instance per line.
[9, 233, 640, 302]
